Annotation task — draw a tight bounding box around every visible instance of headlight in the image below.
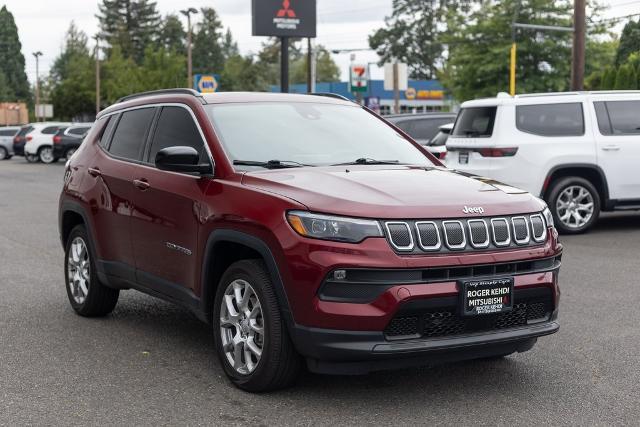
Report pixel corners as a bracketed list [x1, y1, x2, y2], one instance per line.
[287, 211, 383, 243]
[542, 207, 554, 228]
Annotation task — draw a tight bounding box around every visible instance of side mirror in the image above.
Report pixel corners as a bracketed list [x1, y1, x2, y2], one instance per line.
[155, 146, 213, 175]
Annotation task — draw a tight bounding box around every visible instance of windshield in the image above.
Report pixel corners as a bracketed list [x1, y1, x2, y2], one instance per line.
[206, 102, 435, 169]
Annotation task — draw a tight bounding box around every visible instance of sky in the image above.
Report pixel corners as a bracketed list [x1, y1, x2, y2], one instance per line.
[3, 0, 640, 86]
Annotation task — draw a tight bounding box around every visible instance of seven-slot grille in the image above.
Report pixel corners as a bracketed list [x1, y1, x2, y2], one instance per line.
[384, 213, 547, 254]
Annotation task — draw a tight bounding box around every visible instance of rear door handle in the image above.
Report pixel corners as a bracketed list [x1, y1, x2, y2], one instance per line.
[133, 178, 150, 191]
[601, 145, 620, 152]
[88, 167, 101, 177]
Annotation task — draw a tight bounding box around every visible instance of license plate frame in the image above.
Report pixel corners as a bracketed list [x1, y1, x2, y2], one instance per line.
[460, 277, 514, 316]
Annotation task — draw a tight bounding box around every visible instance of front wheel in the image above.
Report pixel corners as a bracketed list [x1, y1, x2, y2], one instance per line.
[25, 153, 39, 163]
[65, 225, 119, 316]
[39, 146, 58, 164]
[547, 177, 600, 234]
[213, 260, 301, 392]
[65, 147, 77, 159]
[0, 147, 8, 160]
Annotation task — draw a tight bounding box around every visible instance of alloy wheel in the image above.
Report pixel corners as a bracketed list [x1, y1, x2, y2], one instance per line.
[66, 148, 76, 159]
[0, 147, 6, 160]
[219, 279, 265, 375]
[556, 185, 595, 230]
[67, 237, 90, 304]
[40, 147, 54, 163]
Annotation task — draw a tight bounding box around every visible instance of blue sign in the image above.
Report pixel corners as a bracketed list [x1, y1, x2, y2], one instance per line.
[194, 74, 220, 93]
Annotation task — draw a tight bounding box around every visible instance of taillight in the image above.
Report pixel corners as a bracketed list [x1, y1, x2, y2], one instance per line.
[53, 136, 62, 144]
[477, 147, 518, 157]
[439, 151, 447, 160]
[26, 135, 32, 142]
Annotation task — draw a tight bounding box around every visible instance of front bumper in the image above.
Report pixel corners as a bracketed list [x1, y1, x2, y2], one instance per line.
[294, 319, 558, 374]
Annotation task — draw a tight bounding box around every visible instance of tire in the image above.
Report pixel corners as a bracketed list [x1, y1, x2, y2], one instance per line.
[64, 224, 119, 317]
[213, 259, 301, 392]
[38, 146, 58, 164]
[25, 153, 39, 163]
[547, 177, 600, 234]
[0, 147, 7, 160]
[65, 147, 77, 159]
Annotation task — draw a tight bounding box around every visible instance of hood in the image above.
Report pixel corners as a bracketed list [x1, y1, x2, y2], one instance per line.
[241, 165, 545, 219]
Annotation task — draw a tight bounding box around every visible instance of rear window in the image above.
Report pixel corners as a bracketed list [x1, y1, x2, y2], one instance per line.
[452, 107, 496, 138]
[42, 126, 61, 135]
[107, 108, 156, 161]
[0, 128, 18, 137]
[516, 103, 584, 136]
[594, 101, 640, 135]
[68, 126, 91, 136]
[17, 126, 34, 137]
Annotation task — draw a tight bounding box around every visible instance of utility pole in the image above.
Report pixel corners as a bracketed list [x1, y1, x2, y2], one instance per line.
[571, 0, 586, 91]
[307, 38, 312, 93]
[181, 7, 198, 89]
[393, 62, 400, 114]
[510, 1, 520, 96]
[32, 51, 42, 122]
[94, 35, 101, 115]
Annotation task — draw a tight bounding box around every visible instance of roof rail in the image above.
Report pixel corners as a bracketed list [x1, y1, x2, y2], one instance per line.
[116, 88, 203, 104]
[309, 92, 351, 102]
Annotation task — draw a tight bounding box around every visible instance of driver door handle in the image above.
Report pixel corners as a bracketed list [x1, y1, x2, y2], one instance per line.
[133, 178, 150, 191]
[601, 145, 620, 152]
[87, 167, 101, 177]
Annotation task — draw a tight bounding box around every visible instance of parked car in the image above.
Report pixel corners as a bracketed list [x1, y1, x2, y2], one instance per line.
[22, 122, 71, 163]
[52, 123, 93, 160]
[0, 126, 20, 160]
[387, 112, 456, 158]
[445, 91, 640, 234]
[12, 125, 34, 158]
[426, 122, 453, 160]
[59, 89, 561, 392]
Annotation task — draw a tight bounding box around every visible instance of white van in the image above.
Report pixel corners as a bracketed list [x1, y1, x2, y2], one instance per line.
[445, 91, 640, 234]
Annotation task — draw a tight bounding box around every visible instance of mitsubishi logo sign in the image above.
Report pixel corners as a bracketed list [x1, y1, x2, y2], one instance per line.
[252, 0, 316, 38]
[277, 0, 296, 18]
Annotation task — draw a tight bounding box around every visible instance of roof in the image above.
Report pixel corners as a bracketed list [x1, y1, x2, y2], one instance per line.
[461, 90, 640, 108]
[386, 112, 456, 121]
[201, 91, 353, 105]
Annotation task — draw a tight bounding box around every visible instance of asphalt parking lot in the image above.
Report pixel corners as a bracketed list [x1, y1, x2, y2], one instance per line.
[1, 158, 639, 426]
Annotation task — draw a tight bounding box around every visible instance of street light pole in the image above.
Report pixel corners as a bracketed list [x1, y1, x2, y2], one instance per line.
[181, 7, 198, 89]
[32, 51, 42, 122]
[571, 0, 586, 91]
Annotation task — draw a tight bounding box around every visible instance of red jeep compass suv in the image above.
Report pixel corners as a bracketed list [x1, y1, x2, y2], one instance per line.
[59, 89, 561, 392]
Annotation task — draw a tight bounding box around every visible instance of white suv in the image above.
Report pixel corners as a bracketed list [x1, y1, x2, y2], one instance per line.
[23, 122, 71, 163]
[445, 91, 640, 234]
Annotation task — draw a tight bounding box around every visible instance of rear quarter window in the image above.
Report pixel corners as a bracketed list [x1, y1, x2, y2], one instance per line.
[42, 126, 61, 135]
[516, 103, 584, 137]
[452, 107, 496, 138]
[0, 129, 18, 137]
[594, 100, 640, 135]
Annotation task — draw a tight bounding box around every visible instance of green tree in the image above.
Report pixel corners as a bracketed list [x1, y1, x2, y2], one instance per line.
[49, 23, 95, 119]
[157, 14, 185, 53]
[291, 46, 340, 84]
[138, 47, 185, 91]
[192, 7, 225, 75]
[97, 0, 160, 63]
[600, 66, 617, 90]
[221, 28, 239, 59]
[221, 54, 268, 91]
[615, 19, 640, 66]
[369, 0, 474, 79]
[614, 63, 637, 89]
[0, 6, 30, 101]
[102, 45, 142, 103]
[441, 0, 604, 101]
[0, 71, 14, 101]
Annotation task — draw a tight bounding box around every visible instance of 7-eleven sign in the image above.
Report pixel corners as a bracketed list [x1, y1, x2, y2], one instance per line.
[350, 64, 369, 92]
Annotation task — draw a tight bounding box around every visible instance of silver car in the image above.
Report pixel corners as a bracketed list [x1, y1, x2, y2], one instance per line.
[0, 126, 20, 160]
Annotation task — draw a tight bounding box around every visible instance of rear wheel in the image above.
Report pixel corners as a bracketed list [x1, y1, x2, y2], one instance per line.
[39, 146, 58, 164]
[213, 260, 301, 392]
[547, 177, 600, 234]
[25, 153, 39, 163]
[0, 147, 8, 160]
[64, 225, 119, 316]
[65, 147, 77, 159]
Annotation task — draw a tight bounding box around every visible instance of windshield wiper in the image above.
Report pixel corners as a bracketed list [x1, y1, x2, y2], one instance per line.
[332, 158, 401, 166]
[233, 159, 313, 169]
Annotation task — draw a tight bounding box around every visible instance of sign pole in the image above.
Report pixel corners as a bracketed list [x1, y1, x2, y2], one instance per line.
[393, 62, 399, 114]
[281, 36, 289, 93]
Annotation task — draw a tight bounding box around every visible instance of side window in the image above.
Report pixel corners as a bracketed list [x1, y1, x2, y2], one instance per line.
[69, 127, 90, 136]
[411, 118, 453, 141]
[147, 106, 207, 164]
[0, 129, 16, 136]
[516, 103, 584, 137]
[393, 120, 414, 134]
[42, 126, 60, 135]
[108, 108, 156, 161]
[599, 101, 640, 135]
[99, 116, 117, 149]
[593, 102, 612, 135]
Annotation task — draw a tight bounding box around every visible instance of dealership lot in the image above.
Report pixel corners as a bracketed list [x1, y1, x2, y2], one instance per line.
[0, 158, 639, 425]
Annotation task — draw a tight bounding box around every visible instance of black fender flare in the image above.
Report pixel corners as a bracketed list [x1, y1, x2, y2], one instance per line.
[200, 229, 295, 328]
[541, 163, 610, 205]
[59, 199, 96, 249]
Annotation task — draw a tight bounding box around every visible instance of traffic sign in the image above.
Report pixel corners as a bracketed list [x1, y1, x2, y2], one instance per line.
[194, 74, 219, 93]
[350, 64, 368, 93]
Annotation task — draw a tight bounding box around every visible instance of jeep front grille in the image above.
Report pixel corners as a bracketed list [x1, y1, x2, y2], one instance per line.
[384, 214, 547, 254]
